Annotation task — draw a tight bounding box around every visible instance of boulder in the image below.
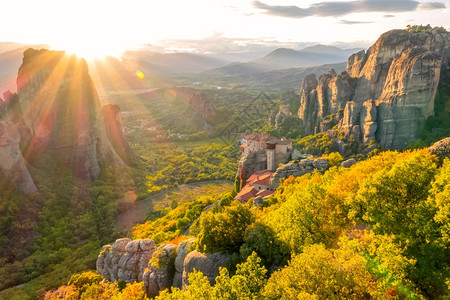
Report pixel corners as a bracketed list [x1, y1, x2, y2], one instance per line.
[173, 238, 196, 288]
[182, 251, 231, 289]
[312, 158, 329, 172]
[428, 137, 450, 162]
[143, 243, 177, 297]
[341, 158, 357, 168]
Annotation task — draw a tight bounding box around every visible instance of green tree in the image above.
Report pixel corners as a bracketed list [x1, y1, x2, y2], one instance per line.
[262, 244, 377, 299]
[68, 271, 103, 295]
[197, 203, 254, 253]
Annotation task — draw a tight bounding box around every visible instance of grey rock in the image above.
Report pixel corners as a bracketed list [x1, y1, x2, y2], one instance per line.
[341, 158, 357, 168]
[143, 243, 177, 297]
[428, 137, 450, 162]
[269, 158, 329, 189]
[182, 251, 231, 289]
[173, 238, 196, 288]
[312, 158, 329, 171]
[96, 238, 156, 283]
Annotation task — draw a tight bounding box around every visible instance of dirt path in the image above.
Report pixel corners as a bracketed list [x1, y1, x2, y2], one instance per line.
[117, 180, 232, 233]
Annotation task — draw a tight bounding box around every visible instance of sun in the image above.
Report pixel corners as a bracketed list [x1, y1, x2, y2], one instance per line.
[51, 40, 125, 61]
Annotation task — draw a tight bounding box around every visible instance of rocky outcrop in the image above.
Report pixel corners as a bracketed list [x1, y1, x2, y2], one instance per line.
[269, 158, 329, 189]
[341, 158, 357, 168]
[297, 28, 450, 149]
[102, 104, 133, 162]
[428, 137, 450, 162]
[173, 238, 196, 288]
[236, 150, 268, 184]
[273, 105, 292, 128]
[0, 121, 37, 194]
[97, 237, 229, 297]
[96, 238, 156, 283]
[298, 69, 356, 135]
[188, 93, 217, 131]
[182, 251, 231, 289]
[16, 48, 125, 180]
[143, 243, 177, 297]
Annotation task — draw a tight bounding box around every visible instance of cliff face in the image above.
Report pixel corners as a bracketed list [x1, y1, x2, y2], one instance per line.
[188, 93, 217, 131]
[102, 104, 133, 162]
[16, 49, 125, 180]
[298, 28, 450, 148]
[0, 48, 129, 194]
[0, 121, 37, 194]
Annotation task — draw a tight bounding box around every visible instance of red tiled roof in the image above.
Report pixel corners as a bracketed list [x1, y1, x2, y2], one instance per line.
[246, 169, 273, 186]
[235, 185, 258, 202]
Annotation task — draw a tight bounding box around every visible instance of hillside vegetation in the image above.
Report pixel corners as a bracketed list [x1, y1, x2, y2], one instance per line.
[41, 149, 449, 299]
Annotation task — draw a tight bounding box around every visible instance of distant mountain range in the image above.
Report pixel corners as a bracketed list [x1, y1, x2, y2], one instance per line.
[123, 44, 361, 76]
[0, 43, 362, 93]
[205, 45, 362, 76]
[122, 50, 229, 73]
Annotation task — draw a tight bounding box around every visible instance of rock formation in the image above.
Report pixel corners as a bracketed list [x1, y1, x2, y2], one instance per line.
[16, 48, 126, 180]
[297, 27, 450, 149]
[97, 237, 229, 297]
[341, 158, 357, 168]
[0, 48, 130, 193]
[428, 137, 450, 162]
[181, 251, 231, 289]
[0, 121, 37, 194]
[188, 93, 217, 131]
[273, 105, 292, 128]
[236, 150, 268, 184]
[173, 238, 196, 288]
[96, 238, 156, 283]
[143, 243, 177, 297]
[102, 104, 133, 162]
[269, 158, 329, 189]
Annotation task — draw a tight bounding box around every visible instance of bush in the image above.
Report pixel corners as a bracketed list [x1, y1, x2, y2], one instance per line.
[67, 271, 103, 294]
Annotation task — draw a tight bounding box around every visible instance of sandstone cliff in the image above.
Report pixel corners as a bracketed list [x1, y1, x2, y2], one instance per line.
[15, 49, 126, 180]
[0, 48, 130, 193]
[298, 27, 450, 148]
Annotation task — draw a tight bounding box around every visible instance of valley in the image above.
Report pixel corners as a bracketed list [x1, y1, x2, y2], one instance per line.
[0, 22, 449, 300]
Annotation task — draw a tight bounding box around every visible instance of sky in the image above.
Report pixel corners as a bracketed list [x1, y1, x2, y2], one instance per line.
[0, 0, 449, 58]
